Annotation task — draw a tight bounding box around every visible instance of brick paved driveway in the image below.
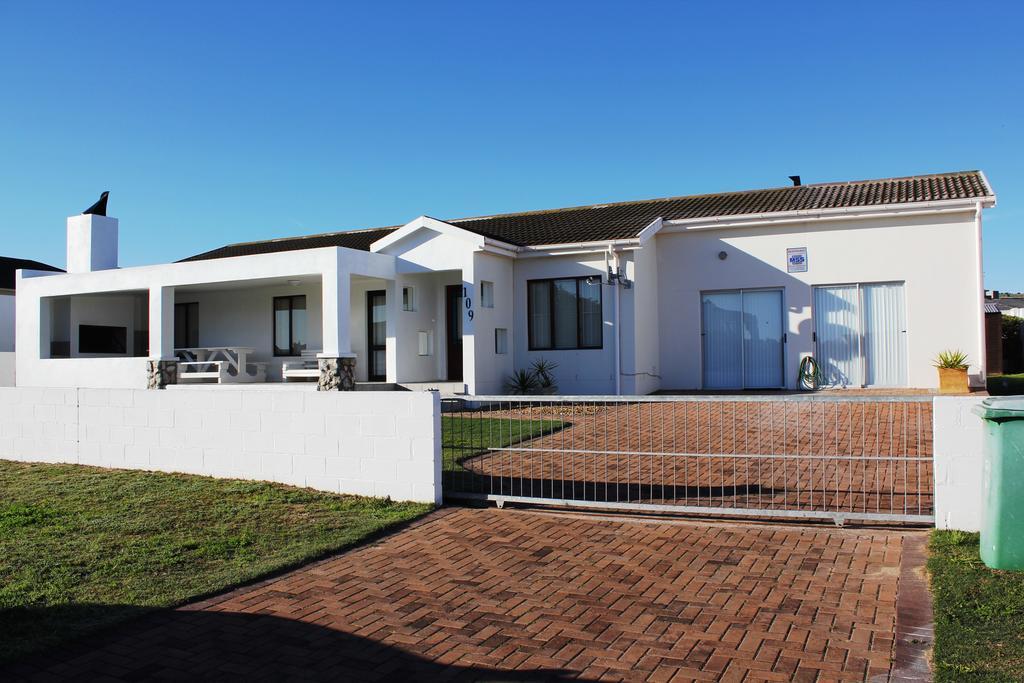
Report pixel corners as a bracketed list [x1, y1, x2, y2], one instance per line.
[5, 507, 922, 682]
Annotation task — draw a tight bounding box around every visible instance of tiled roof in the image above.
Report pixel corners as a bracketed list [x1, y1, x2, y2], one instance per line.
[0, 256, 63, 290]
[179, 227, 398, 262]
[181, 170, 993, 261]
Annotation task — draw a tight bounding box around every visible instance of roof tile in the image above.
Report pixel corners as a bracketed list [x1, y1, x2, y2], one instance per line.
[181, 170, 992, 261]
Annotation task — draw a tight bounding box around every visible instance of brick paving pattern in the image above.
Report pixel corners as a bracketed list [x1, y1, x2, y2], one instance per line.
[5, 507, 917, 681]
[445, 400, 933, 519]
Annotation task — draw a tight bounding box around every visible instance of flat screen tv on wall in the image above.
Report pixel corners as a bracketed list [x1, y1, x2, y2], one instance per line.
[79, 324, 128, 354]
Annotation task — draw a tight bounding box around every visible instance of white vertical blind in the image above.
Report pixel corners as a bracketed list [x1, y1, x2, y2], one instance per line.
[528, 281, 551, 348]
[863, 283, 907, 386]
[813, 286, 862, 387]
[742, 290, 784, 388]
[702, 292, 744, 389]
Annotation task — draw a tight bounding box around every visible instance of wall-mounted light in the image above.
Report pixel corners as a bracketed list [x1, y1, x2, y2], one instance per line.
[287, 279, 301, 287]
[718, 251, 728, 261]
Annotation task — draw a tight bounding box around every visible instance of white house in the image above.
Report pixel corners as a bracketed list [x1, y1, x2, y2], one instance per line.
[0, 256, 62, 386]
[15, 170, 996, 394]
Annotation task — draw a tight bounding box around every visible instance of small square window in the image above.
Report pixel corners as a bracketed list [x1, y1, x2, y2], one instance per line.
[480, 281, 494, 308]
[417, 330, 433, 356]
[495, 328, 508, 355]
[402, 286, 415, 312]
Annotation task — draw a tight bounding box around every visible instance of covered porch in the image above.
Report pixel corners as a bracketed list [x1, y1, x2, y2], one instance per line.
[164, 268, 468, 391]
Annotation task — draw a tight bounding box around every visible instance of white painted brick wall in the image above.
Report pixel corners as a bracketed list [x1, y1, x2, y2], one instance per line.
[0, 387, 442, 504]
[933, 396, 987, 531]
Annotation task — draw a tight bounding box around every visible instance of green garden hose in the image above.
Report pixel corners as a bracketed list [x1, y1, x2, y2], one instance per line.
[798, 356, 824, 391]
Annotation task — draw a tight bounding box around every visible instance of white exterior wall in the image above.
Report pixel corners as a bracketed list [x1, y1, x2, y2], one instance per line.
[379, 223, 477, 390]
[622, 245, 661, 395]
[655, 210, 984, 390]
[0, 353, 14, 386]
[471, 252, 515, 395]
[0, 386, 441, 504]
[393, 272, 443, 383]
[0, 292, 13, 352]
[512, 253, 616, 395]
[933, 396, 985, 531]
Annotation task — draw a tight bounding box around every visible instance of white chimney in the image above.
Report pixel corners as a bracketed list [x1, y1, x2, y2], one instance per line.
[67, 194, 118, 273]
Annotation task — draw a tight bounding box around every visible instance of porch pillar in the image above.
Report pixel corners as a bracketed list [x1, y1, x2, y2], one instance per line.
[319, 266, 355, 391]
[385, 279, 399, 384]
[146, 285, 177, 389]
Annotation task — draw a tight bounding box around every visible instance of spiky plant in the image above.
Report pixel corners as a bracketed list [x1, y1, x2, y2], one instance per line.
[933, 349, 969, 369]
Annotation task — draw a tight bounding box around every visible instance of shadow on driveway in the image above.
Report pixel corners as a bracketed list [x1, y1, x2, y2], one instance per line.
[2, 604, 570, 681]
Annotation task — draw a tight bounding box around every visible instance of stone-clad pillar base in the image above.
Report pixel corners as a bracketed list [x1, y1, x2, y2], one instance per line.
[146, 360, 178, 390]
[318, 356, 356, 391]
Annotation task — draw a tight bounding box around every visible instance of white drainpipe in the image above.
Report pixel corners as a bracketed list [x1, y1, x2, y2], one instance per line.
[607, 244, 622, 396]
[975, 201, 986, 383]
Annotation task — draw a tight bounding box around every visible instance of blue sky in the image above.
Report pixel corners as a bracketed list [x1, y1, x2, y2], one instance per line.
[2, 2, 1021, 289]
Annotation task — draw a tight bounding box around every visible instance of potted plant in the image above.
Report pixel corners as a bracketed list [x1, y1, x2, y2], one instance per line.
[934, 350, 970, 394]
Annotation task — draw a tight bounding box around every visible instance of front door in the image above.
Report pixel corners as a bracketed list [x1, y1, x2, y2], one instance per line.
[701, 289, 785, 389]
[367, 290, 386, 382]
[445, 285, 463, 381]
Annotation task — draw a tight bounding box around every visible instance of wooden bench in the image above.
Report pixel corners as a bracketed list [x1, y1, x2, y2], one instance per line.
[177, 348, 268, 384]
[178, 360, 229, 383]
[282, 349, 321, 382]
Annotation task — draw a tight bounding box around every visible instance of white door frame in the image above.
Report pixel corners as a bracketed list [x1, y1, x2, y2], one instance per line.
[812, 281, 907, 388]
[700, 287, 786, 390]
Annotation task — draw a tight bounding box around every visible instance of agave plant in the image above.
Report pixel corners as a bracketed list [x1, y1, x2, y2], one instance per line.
[933, 349, 969, 369]
[530, 358, 559, 389]
[504, 368, 540, 395]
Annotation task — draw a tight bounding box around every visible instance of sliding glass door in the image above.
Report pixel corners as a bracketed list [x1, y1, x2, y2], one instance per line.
[701, 289, 784, 389]
[813, 282, 906, 387]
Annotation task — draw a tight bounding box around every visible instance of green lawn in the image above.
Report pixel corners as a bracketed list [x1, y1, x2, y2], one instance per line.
[987, 374, 1024, 396]
[0, 460, 431, 663]
[928, 530, 1024, 682]
[441, 415, 565, 472]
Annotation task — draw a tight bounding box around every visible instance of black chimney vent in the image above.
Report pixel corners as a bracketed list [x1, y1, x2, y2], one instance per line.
[82, 191, 110, 216]
[788, 175, 801, 187]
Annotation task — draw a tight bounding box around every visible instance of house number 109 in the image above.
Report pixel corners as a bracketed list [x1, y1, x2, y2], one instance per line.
[463, 287, 474, 320]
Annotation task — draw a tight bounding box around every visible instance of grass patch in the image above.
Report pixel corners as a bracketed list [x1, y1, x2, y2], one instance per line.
[0, 460, 431, 663]
[928, 530, 1024, 681]
[987, 374, 1024, 396]
[441, 415, 565, 472]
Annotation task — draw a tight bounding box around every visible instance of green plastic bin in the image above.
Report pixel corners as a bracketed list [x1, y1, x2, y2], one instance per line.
[972, 397, 1024, 570]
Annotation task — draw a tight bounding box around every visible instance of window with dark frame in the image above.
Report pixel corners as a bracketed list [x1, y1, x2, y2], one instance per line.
[174, 302, 199, 349]
[273, 295, 307, 356]
[527, 276, 602, 350]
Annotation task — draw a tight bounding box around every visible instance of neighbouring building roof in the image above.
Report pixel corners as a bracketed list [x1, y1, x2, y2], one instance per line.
[985, 302, 1001, 314]
[0, 256, 63, 290]
[180, 170, 994, 262]
[994, 298, 1024, 312]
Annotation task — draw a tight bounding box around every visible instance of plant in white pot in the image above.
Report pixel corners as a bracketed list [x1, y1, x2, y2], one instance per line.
[934, 349, 970, 394]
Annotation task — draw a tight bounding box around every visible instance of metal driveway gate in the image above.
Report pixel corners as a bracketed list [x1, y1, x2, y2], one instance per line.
[441, 395, 934, 525]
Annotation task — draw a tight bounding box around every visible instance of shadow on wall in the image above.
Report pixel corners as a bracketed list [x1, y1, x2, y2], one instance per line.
[689, 238, 873, 389]
[687, 239, 812, 389]
[0, 604, 572, 681]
